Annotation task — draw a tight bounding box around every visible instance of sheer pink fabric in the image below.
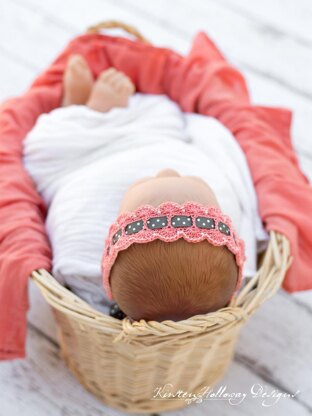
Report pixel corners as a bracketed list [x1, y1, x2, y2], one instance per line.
[0, 31, 311, 360]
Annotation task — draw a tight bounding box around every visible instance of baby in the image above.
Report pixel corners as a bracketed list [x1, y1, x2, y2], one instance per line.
[24, 55, 267, 321]
[63, 55, 241, 321]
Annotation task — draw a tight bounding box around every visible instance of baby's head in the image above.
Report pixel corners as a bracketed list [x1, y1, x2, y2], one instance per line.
[110, 239, 238, 321]
[103, 169, 244, 322]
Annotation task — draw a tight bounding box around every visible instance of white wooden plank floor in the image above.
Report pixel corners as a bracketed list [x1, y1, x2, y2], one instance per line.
[1, 0, 312, 415]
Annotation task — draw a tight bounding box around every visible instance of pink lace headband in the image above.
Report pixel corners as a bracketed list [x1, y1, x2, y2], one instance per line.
[102, 201, 246, 301]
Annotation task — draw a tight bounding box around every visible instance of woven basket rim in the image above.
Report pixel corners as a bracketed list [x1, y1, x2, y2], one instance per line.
[17, 21, 293, 412]
[31, 230, 291, 339]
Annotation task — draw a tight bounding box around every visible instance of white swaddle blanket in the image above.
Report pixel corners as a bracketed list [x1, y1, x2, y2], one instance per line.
[23, 94, 268, 314]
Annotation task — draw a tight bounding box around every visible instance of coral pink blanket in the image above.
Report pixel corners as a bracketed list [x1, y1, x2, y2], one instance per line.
[1, 32, 311, 360]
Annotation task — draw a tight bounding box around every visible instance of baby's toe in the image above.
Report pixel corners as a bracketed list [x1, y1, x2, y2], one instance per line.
[67, 54, 88, 70]
[113, 74, 135, 94]
[125, 78, 135, 94]
[119, 80, 135, 96]
[98, 68, 118, 82]
[109, 72, 125, 88]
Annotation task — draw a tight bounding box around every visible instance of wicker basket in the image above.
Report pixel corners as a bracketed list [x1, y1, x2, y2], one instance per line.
[31, 22, 292, 414]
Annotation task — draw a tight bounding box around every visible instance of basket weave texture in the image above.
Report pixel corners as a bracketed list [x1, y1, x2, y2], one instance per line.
[31, 21, 291, 413]
[32, 231, 290, 413]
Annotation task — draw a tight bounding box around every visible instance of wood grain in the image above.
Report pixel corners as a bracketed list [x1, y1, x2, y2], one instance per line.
[1, 0, 311, 414]
[0, 326, 309, 416]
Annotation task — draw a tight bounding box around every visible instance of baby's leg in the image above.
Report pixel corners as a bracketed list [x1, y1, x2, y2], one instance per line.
[62, 55, 94, 107]
[87, 68, 135, 113]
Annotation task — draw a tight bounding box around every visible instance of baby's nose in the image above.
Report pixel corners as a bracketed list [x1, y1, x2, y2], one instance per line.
[155, 168, 181, 178]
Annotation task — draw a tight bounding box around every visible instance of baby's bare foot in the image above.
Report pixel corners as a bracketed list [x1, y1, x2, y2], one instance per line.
[86, 68, 135, 113]
[62, 55, 94, 106]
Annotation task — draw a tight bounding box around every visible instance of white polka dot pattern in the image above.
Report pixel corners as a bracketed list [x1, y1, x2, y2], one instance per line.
[103, 201, 246, 301]
[146, 216, 168, 230]
[124, 220, 144, 236]
[196, 216, 215, 230]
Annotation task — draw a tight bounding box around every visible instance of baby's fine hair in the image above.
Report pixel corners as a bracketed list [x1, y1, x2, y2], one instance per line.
[110, 239, 238, 322]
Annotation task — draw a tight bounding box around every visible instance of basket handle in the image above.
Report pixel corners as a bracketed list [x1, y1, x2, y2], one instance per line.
[86, 20, 149, 43]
